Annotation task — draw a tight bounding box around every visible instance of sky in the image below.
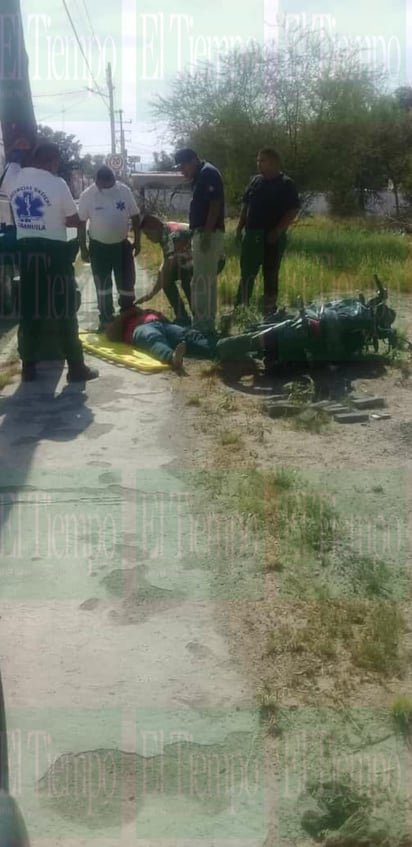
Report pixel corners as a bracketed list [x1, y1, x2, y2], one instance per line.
[21, 0, 411, 163]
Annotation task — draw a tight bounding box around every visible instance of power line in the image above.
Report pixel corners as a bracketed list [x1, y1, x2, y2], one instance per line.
[81, 0, 100, 47]
[61, 0, 109, 113]
[37, 96, 88, 123]
[80, 144, 115, 149]
[71, 0, 97, 54]
[33, 89, 86, 98]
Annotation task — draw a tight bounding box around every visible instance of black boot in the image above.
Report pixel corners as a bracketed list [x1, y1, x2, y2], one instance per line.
[21, 361, 36, 382]
[67, 362, 99, 382]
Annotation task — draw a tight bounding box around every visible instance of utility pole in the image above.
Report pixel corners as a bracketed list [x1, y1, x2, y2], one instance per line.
[106, 63, 116, 154]
[0, 0, 37, 159]
[115, 109, 132, 179]
[118, 109, 125, 156]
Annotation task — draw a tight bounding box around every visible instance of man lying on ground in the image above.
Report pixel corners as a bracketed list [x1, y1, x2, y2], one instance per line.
[105, 305, 214, 370]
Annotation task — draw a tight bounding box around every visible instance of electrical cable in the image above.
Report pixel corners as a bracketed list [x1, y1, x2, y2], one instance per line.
[37, 96, 88, 123]
[81, 0, 100, 48]
[33, 89, 86, 98]
[61, 0, 109, 112]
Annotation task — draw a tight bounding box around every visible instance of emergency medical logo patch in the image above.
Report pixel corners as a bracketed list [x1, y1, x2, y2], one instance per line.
[116, 201, 126, 210]
[15, 191, 44, 220]
[12, 187, 49, 231]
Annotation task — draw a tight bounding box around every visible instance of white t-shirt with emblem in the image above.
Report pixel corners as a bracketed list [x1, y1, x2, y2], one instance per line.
[10, 167, 77, 241]
[78, 182, 139, 244]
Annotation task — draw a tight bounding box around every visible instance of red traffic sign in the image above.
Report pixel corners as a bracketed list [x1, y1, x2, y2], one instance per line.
[107, 154, 124, 172]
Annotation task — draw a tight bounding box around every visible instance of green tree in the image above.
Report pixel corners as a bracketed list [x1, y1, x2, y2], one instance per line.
[80, 153, 106, 177]
[370, 96, 412, 216]
[394, 87, 412, 110]
[36, 125, 82, 183]
[151, 28, 384, 211]
[311, 69, 384, 214]
[152, 150, 175, 171]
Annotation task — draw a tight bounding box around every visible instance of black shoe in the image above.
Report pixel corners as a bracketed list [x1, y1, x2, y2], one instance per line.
[21, 362, 36, 382]
[67, 363, 99, 383]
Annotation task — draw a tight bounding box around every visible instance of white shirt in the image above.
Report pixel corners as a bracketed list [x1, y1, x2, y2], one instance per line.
[78, 181, 139, 244]
[10, 167, 77, 241]
[1, 162, 21, 197]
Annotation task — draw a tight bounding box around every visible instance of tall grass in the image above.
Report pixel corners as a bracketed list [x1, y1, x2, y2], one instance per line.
[219, 216, 412, 308]
[137, 215, 412, 318]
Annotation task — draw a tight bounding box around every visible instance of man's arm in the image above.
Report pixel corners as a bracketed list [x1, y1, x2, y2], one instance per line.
[131, 214, 141, 255]
[267, 180, 300, 243]
[65, 212, 81, 229]
[204, 199, 221, 233]
[236, 205, 247, 240]
[270, 207, 299, 238]
[135, 257, 174, 303]
[204, 172, 224, 233]
[199, 172, 224, 250]
[125, 187, 141, 255]
[78, 221, 89, 260]
[60, 179, 78, 225]
[236, 179, 253, 241]
[77, 192, 90, 259]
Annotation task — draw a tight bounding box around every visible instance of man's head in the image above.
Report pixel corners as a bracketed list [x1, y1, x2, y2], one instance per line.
[174, 148, 200, 180]
[13, 136, 32, 151]
[95, 166, 116, 189]
[140, 214, 163, 244]
[8, 134, 35, 166]
[106, 306, 143, 342]
[31, 141, 61, 174]
[257, 148, 281, 178]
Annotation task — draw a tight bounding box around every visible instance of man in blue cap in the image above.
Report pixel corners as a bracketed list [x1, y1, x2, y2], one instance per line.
[174, 148, 225, 335]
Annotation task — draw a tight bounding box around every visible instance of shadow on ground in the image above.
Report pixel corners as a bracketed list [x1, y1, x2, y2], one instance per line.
[219, 355, 388, 401]
[0, 363, 94, 543]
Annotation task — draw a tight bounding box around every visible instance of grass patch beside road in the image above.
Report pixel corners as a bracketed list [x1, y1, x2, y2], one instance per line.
[219, 215, 411, 308]
[186, 456, 410, 844]
[138, 214, 412, 321]
[189, 460, 407, 682]
[198, 462, 409, 843]
[198, 463, 407, 603]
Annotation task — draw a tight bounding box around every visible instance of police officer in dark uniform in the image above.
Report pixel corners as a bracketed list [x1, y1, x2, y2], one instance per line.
[235, 148, 299, 315]
[174, 148, 225, 334]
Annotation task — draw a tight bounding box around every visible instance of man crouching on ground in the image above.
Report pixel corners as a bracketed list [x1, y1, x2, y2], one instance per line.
[136, 215, 193, 324]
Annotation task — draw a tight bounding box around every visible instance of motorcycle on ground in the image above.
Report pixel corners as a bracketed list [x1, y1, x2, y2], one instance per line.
[253, 275, 398, 372]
